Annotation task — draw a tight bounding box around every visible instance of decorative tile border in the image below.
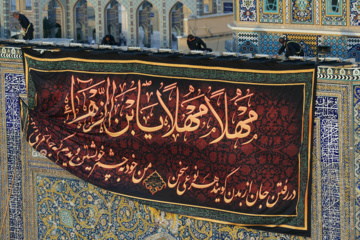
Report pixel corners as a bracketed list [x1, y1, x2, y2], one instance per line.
[0, 47, 22, 59]
[291, 0, 314, 24]
[321, 0, 347, 26]
[30, 172, 309, 240]
[287, 33, 318, 56]
[258, 32, 284, 55]
[235, 32, 358, 59]
[237, 31, 259, 45]
[350, 0, 360, 26]
[354, 84, 360, 239]
[237, 31, 258, 54]
[315, 82, 353, 240]
[317, 67, 360, 81]
[0, 67, 26, 239]
[239, 0, 257, 22]
[259, 0, 284, 23]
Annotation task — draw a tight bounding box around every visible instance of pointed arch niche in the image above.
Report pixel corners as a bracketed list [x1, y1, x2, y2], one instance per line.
[42, 0, 64, 38]
[137, 1, 159, 48]
[170, 2, 194, 50]
[170, 2, 183, 50]
[74, 0, 95, 43]
[105, 0, 128, 45]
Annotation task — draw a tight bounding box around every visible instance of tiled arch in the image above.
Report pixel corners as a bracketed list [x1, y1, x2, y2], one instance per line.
[100, 0, 130, 43]
[133, 0, 162, 47]
[164, 0, 197, 47]
[37, 0, 66, 39]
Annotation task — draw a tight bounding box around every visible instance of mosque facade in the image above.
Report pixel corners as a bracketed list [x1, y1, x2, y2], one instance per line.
[1, 1, 360, 59]
[0, 0, 233, 49]
[230, 1, 360, 60]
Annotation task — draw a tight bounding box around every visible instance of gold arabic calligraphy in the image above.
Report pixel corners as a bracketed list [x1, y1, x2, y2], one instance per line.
[64, 76, 258, 146]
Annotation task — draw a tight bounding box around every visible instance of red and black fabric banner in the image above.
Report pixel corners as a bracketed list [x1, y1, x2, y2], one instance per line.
[22, 48, 315, 236]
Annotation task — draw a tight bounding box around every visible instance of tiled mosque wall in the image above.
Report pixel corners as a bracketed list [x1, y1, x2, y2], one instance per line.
[237, 0, 360, 26]
[236, 32, 360, 61]
[0, 45, 359, 239]
[234, 0, 360, 60]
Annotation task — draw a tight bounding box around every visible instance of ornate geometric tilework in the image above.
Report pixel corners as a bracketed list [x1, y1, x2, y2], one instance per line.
[347, 37, 360, 50]
[321, 0, 347, 26]
[321, 35, 347, 58]
[237, 31, 258, 46]
[291, 0, 314, 24]
[4, 72, 26, 239]
[287, 34, 318, 56]
[237, 32, 258, 54]
[239, 40, 258, 54]
[299, 41, 315, 57]
[347, 37, 360, 62]
[315, 0, 320, 24]
[238, 31, 259, 43]
[350, 0, 360, 26]
[315, 95, 341, 238]
[0, 64, 8, 239]
[263, 0, 279, 13]
[348, 45, 360, 62]
[259, 0, 284, 23]
[258, 32, 284, 55]
[239, 0, 257, 22]
[354, 85, 360, 240]
[314, 83, 352, 240]
[235, 31, 358, 59]
[35, 174, 311, 240]
[285, 0, 290, 23]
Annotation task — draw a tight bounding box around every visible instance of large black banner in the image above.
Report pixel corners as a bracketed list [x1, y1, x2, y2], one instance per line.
[22, 48, 315, 236]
